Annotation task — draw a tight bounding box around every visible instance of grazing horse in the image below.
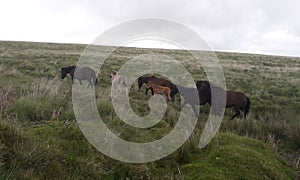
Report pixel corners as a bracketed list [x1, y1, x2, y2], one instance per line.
[138, 76, 154, 91]
[61, 66, 98, 87]
[138, 76, 174, 99]
[146, 81, 172, 101]
[170, 84, 201, 115]
[110, 70, 128, 96]
[218, 90, 250, 120]
[196, 81, 251, 119]
[171, 81, 251, 120]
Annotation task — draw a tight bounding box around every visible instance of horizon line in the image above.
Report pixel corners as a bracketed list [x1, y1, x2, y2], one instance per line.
[1, 39, 299, 58]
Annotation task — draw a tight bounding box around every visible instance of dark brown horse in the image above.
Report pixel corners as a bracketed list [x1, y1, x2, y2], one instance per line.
[138, 75, 174, 96]
[171, 80, 251, 120]
[224, 90, 250, 120]
[196, 80, 250, 119]
[170, 81, 212, 110]
[61, 66, 98, 87]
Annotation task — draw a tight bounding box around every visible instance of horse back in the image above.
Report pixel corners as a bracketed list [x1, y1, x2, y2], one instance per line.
[74, 67, 96, 79]
[150, 77, 173, 88]
[226, 90, 247, 107]
[116, 76, 127, 87]
[151, 84, 170, 93]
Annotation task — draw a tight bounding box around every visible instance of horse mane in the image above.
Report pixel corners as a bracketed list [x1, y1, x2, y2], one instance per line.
[196, 80, 225, 92]
[209, 82, 225, 92]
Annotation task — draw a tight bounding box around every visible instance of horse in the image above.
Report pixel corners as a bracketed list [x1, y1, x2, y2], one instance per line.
[195, 80, 213, 105]
[138, 76, 174, 100]
[223, 90, 251, 120]
[196, 81, 251, 119]
[138, 76, 152, 90]
[146, 81, 172, 101]
[110, 70, 128, 96]
[170, 84, 201, 115]
[171, 81, 251, 120]
[61, 66, 98, 87]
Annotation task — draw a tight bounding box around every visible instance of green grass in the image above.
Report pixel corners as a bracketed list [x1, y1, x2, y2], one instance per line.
[0, 120, 294, 179]
[0, 40, 299, 179]
[181, 133, 293, 179]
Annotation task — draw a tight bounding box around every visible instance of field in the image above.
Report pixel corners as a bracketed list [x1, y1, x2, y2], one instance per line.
[0, 41, 299, 179]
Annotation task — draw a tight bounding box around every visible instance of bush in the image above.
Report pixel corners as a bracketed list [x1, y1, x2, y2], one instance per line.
[8, 94, 74, 121]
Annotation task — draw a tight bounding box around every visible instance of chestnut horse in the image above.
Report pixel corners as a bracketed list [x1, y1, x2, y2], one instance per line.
[146, 81, 172, 101]
[138, 76, 174, 95]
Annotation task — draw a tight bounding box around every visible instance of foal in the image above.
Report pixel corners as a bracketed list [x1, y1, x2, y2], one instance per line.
[138, 76, 174, 95]
[110, 70, 128, 96]
[146, 81, 172, 101]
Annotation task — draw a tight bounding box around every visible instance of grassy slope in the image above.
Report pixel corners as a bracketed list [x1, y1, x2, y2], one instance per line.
[0, 41, 299, 179]
[0, 121, 293, 179]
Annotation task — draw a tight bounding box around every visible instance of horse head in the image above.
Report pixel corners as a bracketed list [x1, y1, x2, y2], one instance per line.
[137, 77, 144, 90]
[61, 66, 76, 80]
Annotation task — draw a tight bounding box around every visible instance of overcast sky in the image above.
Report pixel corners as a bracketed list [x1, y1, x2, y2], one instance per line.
[1, 0, 300, 57]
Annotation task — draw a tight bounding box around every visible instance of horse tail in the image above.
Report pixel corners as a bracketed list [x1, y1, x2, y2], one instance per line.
[244, 97, 250, 118]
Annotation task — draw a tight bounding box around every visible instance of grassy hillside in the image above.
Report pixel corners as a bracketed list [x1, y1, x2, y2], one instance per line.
[0, 41, 299, 179]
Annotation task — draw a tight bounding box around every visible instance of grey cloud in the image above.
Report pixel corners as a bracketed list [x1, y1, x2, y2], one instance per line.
[1, 0, 299, 56]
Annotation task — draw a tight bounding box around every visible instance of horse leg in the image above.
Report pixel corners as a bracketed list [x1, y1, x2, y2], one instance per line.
[191, 104, 198, 117]
[125, 87, 128, 96]
[180, 100, 188, 111]
[110, 83, 114, 98]
[230, 106, 240, 120]
[118, 85, 122, 94]
[89, 78, 94, 88]
[167, 93, 171, 101]
[171, 96, 175, 102]
[166, 93, 171, 101]
[164, 90, 170, 101]
[79, 80, 82, 85]
[145, 88, 149, 95]
[180, 101, 197, 116]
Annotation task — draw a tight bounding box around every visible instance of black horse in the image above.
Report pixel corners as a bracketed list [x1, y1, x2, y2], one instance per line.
[171, 80, 251, 120]
[170, 81, 212, 106]
[138, 76, 154, 94]
[61, 66, 98, 87]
